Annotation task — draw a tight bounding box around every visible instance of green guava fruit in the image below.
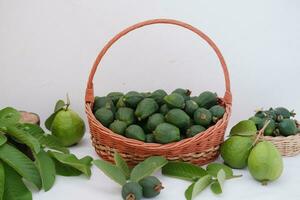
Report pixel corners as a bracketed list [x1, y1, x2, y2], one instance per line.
[193, 108, 212, 127]
[135, 98, 159, 121]
[186, 125, 206, 138]
[163, 93, 185, 109]
[51, 109, 85, 147]
[172, 88, 191, 101]
[209, 105, 225, 123]
[248, 141, 283, 185]
[184, 100, 199, 116]
[146, 113, 165, 131]
[123, 91, 144, 108]
[278, 119, 298, 136]
[116, 107, 135, 125]
[220, 136, 254, 169]
[125, 125, 146, 141]
[95, 108, 114, 127]
[139, 176, 163, 198]
[165, 109, 190, 129]
[159, 104, 170, 115]
[122, 182, 143, 200]
[196, 91, 218, 109]
[107, 92, 123, 104]
[109, 120, 127, 135]
[275, 107, 296, 119]
[148, 89, 167, 105]
[153, 123, 180, 144]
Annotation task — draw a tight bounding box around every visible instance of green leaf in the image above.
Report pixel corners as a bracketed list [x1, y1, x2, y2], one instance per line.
[130, 156, 168, 182]
[0, 107, 20, 129]
[230, 120, 257, 137]
[3, 162, 32, 200]
[0, 161, 4, 200]
[93, 159, 127, 186]
[185, 175, 212, 200]
[0, 134, 7, 146]
[34, 149, 56, 191]
[210, 169, 226, 195]
[206, 163, 242, 179]
[114, 152, 130, 179]
[52, 158, 82, 177]
[0, 143, 42, 189]
[48, 151, 91, 177]
[5, 124, 40, 153]
[18, 124, 69, 153]
[80, 156, 93, 167]
[54, 100, 66, 112]
[162, 161, 207, 181]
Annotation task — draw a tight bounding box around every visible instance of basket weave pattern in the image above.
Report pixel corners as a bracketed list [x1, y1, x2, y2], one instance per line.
[260, 124, 300, 156]
[85, 19, 232, 166]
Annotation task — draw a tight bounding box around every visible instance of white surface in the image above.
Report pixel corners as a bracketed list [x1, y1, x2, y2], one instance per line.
[1, 0, 300, 199]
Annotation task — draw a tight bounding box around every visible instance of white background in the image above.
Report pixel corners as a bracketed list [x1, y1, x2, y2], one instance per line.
[1, 0, 300, 199]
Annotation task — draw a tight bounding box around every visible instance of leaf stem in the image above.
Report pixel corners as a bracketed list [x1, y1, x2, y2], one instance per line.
[252, 120, 271, 146]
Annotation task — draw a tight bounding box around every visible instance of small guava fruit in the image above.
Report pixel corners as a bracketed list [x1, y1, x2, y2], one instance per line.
[172, 88, 191, 101]
[249, 116, 264, 128]
[163, 93, 185, 109]
[209, 105, 225, 123]
[93, 96, 116, 113]
[264, 108, 277, 120]
[146, 113, 165, 131]
[139, 176, 164, 198]
[95, 108, 114, 127]
[51, 109, 85, 147]
[184, 100, 199, 116]
[107, 92, 124, 104]
[220, 136, 254, 169]
[278, 119, 298, 136]
[141, 92, 151, 98]
[122, 182, 143, 200]
[248, 141, 283, 185]
[109, 120, 127, 135]
[135, 98, 159, 121]
[159, 104, 170, 115]
[145, 134, 155, 143]
[186, 125, 206, 138]
[165, 109, 191, 129]
[125, 125, 146, 141]
[254, 110, 267, 118]
[149, 89, 167, 105]
[123, 91, 144, 108]
[196, 91, 218, 109]
[262, 119, 276, 136]
[116, 107, 135, 125]
[193, 108, 212, 127]
[275, 107, 296, 120]
[153, 123, 180, 144]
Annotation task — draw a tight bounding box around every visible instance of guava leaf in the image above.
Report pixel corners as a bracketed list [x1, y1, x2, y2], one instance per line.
[130, 156, 168, 182]
[45, 112, 57, 131]
[162, 161, 207, 181]
[6, 124, 41, 153]
[54, 100, 66, 112]
[114, 152, 130, 179]
[210, 169, 226, 195]
[206, 163, 242, 179]
[3, 162, 32, 200]
[185, 175, 212, 200]
[0, 107, 20, 129]
[230, 120, 257, 137]
[52, 158, 82, 177]
[80, 156, 93, 167]
[0, 161, 4, 200]
[48, 151, 91, 178]
[93, 159, 127, 186]
[34, 149, 56, 191]
[0, 133, 7, 146]
[0, 143, 42, 189]
[18, 123, 69, 153]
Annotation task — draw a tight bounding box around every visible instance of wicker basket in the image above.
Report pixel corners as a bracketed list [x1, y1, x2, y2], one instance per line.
[85, 19, 232, 166]
[260, 123, 300, 156]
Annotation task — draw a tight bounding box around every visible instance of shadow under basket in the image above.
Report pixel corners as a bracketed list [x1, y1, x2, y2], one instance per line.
[85, 19, 232, 166]
[260, 123, 300, 156]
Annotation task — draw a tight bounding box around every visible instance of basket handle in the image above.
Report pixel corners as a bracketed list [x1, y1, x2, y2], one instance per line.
[85, 19, 232, 105]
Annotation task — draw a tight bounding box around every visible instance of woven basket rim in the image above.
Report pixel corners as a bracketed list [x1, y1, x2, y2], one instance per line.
[86, 99, 231, 150]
